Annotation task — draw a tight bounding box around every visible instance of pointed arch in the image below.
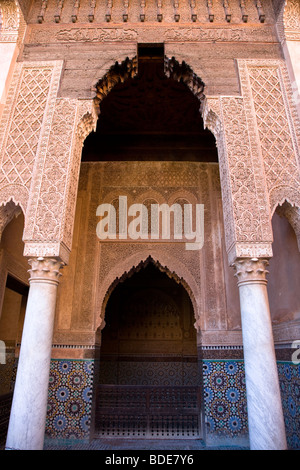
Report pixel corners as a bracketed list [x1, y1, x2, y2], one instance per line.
[0, 199, 22, 241]
[95, 252, 201, 334]
[275, 199, 300, 251]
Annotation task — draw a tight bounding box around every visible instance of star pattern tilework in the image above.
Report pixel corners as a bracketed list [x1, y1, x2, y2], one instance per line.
[46, 359, 94, 440]
[203, 360, 248, 440]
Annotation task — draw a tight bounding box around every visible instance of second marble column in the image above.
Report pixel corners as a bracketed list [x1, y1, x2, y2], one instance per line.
[233, 257, 287, 450]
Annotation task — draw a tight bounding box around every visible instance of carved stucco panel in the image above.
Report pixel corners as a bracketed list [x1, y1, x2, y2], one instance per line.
[203, 96, 235, 259]
[0, 60, 63, 225]
[60, 99, 97, 249]
[284, 0, 300, 38]
[0, 0, 20, 42]
[239, 59, 300, 216]
[0, 200, 22, 239]
[23, 97, 97, 263]
[30, 98, 78, 243]
[203, 95, 273, 264]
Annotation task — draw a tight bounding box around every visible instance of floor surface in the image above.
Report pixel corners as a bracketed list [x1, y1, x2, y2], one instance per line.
[43, 438, 249, 451]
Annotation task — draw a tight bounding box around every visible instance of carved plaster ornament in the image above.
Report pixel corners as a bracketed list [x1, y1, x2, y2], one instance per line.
[0, 200, 22, 241]
[94, 56, 138, 114]
[164, 56, 205, 106]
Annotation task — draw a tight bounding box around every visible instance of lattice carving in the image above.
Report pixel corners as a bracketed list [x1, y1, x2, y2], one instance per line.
[23, 97, 97, 263]
[0, 61, 63, 220]
[221, 98, 264, 242]
[0, 67, 53, 189]
[31, 98, 77, 243]
[242, 61, 300, 214]
[203, 94, 274, 263]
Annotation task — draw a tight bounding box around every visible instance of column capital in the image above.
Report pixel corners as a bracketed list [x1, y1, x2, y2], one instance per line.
[28, 257, 64, 285]
[232, 257, 269, 286]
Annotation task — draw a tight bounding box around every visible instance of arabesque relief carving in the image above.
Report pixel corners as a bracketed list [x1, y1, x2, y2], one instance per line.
[0, 0, 20, 42]
[238, 59, 300, 227]
[0, 54, 299, 270]
[0, 61, 63, 218]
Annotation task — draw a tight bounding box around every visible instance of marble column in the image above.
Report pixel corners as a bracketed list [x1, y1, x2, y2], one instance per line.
[5, 257, 63, 450]
[233, 258, 287, 450]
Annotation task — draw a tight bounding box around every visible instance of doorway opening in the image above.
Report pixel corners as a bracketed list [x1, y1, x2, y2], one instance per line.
[82, 44, 217, 163]
[94, 261, 203, 439]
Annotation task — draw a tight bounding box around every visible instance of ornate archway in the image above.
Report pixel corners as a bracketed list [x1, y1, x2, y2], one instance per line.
[96, 254, 201, 334]
[94, 257, 203, 440]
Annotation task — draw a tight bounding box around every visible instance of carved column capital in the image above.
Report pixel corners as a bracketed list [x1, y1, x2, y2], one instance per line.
[232, 257, 269, 286]
[28, 257, 64, 285]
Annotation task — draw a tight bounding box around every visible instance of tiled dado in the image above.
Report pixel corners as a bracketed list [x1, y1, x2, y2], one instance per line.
[202, 359, 249, 446]
[43, 357, 299, 449]
[277, 362, 300, 450]
[45, 359, 95, 441]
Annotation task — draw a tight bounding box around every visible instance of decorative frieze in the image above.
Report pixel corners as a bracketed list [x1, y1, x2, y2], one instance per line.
[26, 23, 276, 45]
[29, 0, 275, 26]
